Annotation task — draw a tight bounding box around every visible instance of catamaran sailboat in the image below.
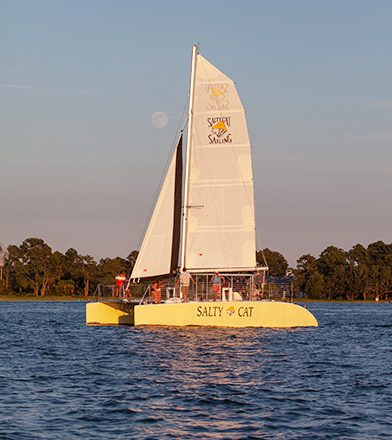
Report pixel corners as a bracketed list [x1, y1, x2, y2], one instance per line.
[86, 46, 318, 328]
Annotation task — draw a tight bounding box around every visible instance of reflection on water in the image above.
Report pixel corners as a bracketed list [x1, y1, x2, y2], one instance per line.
[0, 302, 392, 439]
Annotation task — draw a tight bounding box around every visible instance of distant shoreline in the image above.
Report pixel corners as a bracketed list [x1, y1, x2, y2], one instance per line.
[0, 295, 90, 302]
[0, 295, 389, 303]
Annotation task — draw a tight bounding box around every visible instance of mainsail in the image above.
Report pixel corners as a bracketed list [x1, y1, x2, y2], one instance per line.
[183, 55, 256, 272]
[131, 135, 182, 280]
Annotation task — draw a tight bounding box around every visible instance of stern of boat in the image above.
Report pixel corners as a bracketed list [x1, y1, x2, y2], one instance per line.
[86, 301, 136, 325]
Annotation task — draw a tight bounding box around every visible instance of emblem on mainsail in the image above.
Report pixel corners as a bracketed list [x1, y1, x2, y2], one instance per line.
[208, 118, 232, 144]
[211, 120, 228, 138]
[206, 85, 229, 111]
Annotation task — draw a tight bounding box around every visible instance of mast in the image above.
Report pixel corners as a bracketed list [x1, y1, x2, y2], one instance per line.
[180, 44, 198, 271]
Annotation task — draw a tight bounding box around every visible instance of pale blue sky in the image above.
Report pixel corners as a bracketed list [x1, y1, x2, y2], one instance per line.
[1, 0, 391, 266]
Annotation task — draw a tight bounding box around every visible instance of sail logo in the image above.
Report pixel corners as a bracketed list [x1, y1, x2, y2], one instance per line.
[207, 117, 232, 144]
[205, 84, 229, 111]
[226, 306, 235, 316]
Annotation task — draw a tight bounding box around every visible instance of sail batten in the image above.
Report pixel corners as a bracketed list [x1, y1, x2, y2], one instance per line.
[189, 181, 253, 187]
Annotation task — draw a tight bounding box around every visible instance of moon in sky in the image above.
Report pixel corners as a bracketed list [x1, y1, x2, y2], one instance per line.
[151, 111, 168, 128]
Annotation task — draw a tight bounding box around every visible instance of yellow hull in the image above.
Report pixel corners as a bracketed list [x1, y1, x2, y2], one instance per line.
[134, 301, 317, 328]
[86, 300, 317, 327]
[86, 301, 135, 325]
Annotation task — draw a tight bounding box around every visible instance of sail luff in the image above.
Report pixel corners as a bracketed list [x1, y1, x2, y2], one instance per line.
[180, 44, 199, 271]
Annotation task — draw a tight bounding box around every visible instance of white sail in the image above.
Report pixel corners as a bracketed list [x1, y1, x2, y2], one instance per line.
[131, 136, 182, 280]
[183, 55, 256, 271]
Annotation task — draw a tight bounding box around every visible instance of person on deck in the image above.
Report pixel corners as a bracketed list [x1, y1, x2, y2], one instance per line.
[176, 268, 195, 302]
[151, 282, 158, 304]
[253, 284, 260, 301]
[115, 270, 126, 298]
[234, 277, 244, 296]
[124, 281, 132, 300]
[210, 271, 225, 302]
[157, 278, 163, 303]
[151, 278, 163, 304]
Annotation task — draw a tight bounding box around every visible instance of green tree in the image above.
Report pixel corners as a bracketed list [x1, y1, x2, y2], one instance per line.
[318, 246, 347, 300]
[366, 241, 392, 301]
[5, 245, 29, 294]
[18, 238, 53, 296]
[294, 254, 317, 291]
[127, 250, 139, 272]
[80, 255, 97, 296]
[294, 254, 324, 298]
[98, 256, 127, 285]
[346, 244, 370, 300]
[258, 248, 288, 277]
[65, 248, 97, 296]
[368, 265, 392, 301]
[305, 272, 326, 299]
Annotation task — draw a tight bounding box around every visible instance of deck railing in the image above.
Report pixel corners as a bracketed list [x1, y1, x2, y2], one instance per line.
[92, 277, 293, 303]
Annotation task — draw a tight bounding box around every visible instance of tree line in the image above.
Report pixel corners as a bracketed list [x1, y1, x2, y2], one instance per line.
[0, 238, 138, 297]
[257, 241, 392, 301]
[1, 238, 391, 300]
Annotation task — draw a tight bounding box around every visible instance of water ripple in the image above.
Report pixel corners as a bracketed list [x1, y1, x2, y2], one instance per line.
[1, 302, 392, 439]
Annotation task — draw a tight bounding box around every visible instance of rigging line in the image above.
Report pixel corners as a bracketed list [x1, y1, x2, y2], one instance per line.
[255, 223, 268, 267]
[253, 200, 267, 265]
[136, 99, 189, 252]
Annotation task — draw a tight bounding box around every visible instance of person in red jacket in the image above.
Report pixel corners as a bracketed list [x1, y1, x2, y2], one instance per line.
[115, 270, 126, 298]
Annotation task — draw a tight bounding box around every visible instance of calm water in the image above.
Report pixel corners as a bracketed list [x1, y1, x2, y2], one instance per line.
[0, 302, 391, 439]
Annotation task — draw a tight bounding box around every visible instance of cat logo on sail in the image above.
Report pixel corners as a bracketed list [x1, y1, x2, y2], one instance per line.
[207, 117, 232, 144]
[206, 85, 229, 111]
